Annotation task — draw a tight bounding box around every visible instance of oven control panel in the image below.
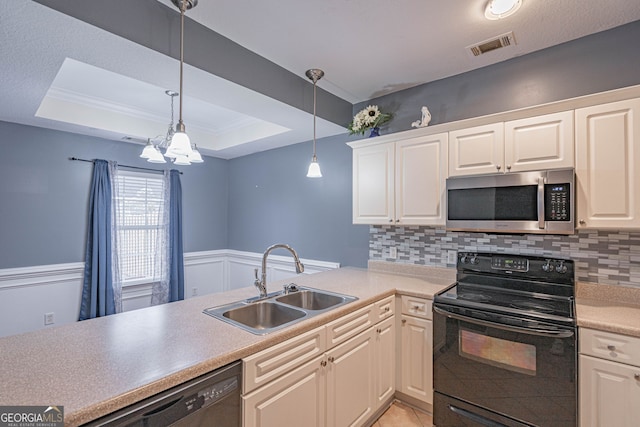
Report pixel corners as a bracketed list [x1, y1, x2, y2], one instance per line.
[491, 255, 529, 272]
[457, 252, 574, 284]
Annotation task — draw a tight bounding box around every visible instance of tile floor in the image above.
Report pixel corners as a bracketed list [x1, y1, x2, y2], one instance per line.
[372, 400, 433, 427]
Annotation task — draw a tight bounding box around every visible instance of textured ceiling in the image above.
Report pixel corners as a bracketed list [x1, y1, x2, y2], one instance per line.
[165, 0, 640, 103]
[1, 0, 640, 159]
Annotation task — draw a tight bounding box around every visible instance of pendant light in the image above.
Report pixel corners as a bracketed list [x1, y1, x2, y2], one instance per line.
[166, 0, 196, 158]
[305, 69, 324, 178]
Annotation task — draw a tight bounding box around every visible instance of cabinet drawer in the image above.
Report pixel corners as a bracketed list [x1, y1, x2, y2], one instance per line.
[243, 325, 326, 394]
[325, 303, 374, 348]
[580, 328, 640, 366]
[401, 295, 432, 320]
[375, 295, 395, 321]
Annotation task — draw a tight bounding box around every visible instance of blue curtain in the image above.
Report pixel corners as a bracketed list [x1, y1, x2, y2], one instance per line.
[168, 169, 184, 302]
[79, 160, 116, 320]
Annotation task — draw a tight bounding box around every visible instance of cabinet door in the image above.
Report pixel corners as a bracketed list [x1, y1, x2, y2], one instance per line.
[399, 315, 433, 404]
[374, 316, 396, 409]
[352, 143, 394, 224]
[576, 98, 640, 229]
[326, 328, 375, 427]
[579, 354, 640, 427]
[243, 355, 326, 427]
[504, 111, 574, 172]
[396, 133, 448, 225]
[449, 123, 504, 176]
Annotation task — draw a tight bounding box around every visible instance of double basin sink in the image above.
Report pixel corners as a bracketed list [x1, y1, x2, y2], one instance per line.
[204, 286, 358, 335]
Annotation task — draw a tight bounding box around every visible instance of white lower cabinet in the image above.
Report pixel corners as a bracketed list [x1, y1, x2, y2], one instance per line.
[397, 295, 433, 406]
[242, 297, 395, 427]
[243, 355, 326, 427]
[579, 327, 640, 426]
[374, 316, 396, 407]
[326, 327, 375, 427]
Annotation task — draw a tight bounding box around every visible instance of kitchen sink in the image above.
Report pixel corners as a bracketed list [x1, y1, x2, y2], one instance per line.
[223, 301, 306, 331]
[275, 289, 349, 311]
[204, 286, 357, 335]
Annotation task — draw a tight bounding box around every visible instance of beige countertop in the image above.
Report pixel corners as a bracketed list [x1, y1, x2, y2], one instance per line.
[576, 281, 640, 338]
[0, 266, 453, 426]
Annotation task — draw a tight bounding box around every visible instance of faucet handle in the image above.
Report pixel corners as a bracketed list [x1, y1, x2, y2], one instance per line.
[254, 268, 259, 280]
[283, 283, 299, 294]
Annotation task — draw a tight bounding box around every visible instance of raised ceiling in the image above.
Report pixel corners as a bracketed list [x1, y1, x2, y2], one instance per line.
[1, 0, 639, 159]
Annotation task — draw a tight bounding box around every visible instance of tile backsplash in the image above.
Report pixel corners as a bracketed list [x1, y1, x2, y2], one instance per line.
[369, 226, 640, 288]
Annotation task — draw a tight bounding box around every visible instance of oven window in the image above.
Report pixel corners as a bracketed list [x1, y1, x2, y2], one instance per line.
[459, 328, 536, 375]
[447, 186, 537, 220]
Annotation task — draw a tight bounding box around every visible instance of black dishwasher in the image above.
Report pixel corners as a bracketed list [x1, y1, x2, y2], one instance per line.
[84, 361, 241, 427]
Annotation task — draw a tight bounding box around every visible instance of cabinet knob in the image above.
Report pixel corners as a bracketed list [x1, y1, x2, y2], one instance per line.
[401, 319, 407, 325]
[496, 165, 501, 171]
[389, 219, 393, 223]
[384, 307, 390, 312]
[413, 305, 421, 311]
[579, 220, 586, 225]
[506, 165, 511, 171]
[607, 345, 616, 351]
[635, 374, 640, 381]
[395, 219, 400, 223]
[321, 360, 327, 367]
[328, 356, 335, 363]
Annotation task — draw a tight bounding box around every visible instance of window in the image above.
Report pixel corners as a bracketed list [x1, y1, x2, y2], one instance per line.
[114, 170, 167, 285]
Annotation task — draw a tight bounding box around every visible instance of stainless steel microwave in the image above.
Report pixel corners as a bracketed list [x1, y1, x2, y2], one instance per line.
[446, 168, 575, 235]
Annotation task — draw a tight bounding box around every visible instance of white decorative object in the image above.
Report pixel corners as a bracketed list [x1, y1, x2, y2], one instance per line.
[411, 106, 432, 128]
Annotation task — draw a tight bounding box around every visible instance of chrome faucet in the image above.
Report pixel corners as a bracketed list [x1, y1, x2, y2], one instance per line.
[254, 244, 305, 298]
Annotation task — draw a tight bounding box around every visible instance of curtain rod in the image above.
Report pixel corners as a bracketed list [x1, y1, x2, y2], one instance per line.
[69, 157, 183, 175]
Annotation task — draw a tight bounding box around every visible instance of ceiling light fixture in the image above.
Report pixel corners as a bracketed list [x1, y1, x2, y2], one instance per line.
[166, 0, 197, 159]
[484, 0, 522, 20]
[305, 68, 324, 178]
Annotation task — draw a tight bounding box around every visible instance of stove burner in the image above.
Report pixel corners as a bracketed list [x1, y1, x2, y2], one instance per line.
[458, 293, 491, 303]
[509, 300, 555, 313]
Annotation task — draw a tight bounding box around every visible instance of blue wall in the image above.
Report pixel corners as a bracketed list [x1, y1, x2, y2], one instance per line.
[227, 134, 369, 267]
[0, 121, 229, 269]
[357, 20, 640, 135]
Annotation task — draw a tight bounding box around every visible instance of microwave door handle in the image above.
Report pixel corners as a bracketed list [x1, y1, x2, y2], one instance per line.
[537, 176, 545, 229]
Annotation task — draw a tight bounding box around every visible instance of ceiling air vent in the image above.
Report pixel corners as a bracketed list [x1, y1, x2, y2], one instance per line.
[467, 31, 516, 57]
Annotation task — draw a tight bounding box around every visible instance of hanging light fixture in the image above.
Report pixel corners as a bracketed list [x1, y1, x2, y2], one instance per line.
[165, 0, 196, 158]
[305, 68, 324, 178]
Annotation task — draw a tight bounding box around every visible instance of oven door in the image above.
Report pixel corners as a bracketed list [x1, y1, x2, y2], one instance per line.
[433, 305, 577, 427]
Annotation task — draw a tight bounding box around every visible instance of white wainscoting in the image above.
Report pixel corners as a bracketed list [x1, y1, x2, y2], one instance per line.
[0, 250, 339, 338]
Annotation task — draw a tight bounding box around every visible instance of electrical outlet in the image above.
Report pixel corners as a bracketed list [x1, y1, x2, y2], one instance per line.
[389, 247, 397, 259]
[192, 287, 198, 297]
[447, 250, 457, 265]
[44, 312, 55, 326]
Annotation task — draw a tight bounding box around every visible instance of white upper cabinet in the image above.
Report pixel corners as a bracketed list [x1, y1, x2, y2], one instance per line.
[575, 98, 640, 229]
[449, 111, 574, 176]
[351, 133, 448, 226]
[449, 122, 504, 176]
[504, 111, 574, 172]
[352, 142, 394, 224]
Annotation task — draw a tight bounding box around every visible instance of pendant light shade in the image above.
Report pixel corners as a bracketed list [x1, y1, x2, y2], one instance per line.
[140, 139, 156, 159]
[147, 146, 167, 163]
[307, 155, 322, 178]
[188, 145, 204, 163]
[305, 68, 324, 178]
[167, 129, 192, 156]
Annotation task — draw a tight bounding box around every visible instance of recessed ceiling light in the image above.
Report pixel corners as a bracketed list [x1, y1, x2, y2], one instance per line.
[485, 0, 522, 20]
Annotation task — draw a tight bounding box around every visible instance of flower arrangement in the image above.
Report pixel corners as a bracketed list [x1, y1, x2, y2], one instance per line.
[348, 105, 392, 136]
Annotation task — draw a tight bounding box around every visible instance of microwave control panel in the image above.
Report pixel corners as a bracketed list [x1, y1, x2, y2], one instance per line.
[545, 183, 570, 221]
